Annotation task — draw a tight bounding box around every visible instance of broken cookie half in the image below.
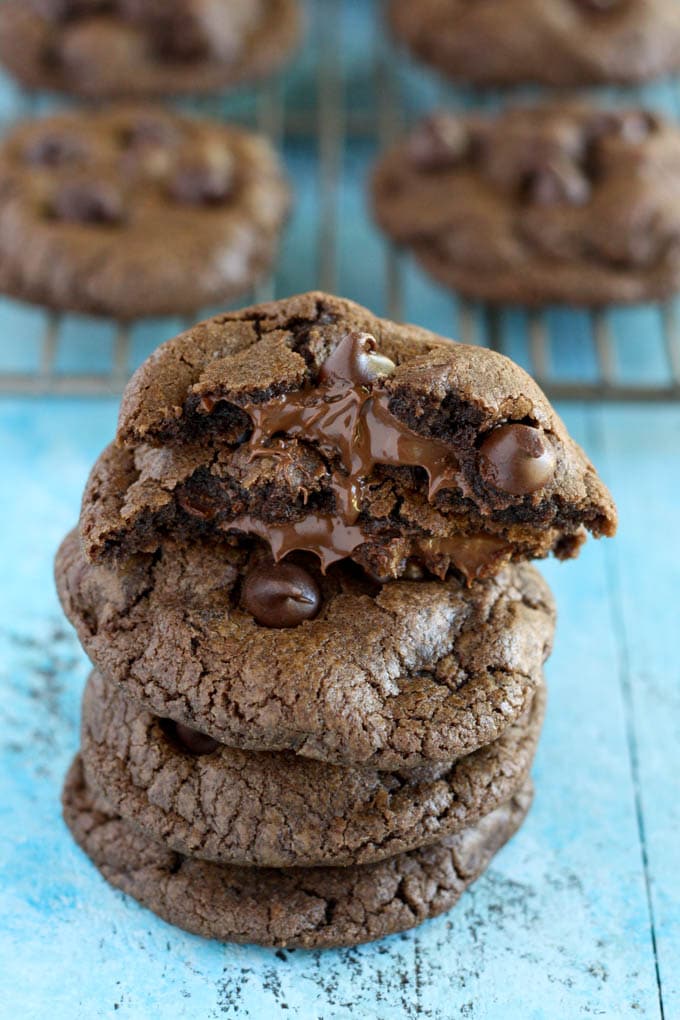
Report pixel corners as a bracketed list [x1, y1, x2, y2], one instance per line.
[82, 292, 616, 584]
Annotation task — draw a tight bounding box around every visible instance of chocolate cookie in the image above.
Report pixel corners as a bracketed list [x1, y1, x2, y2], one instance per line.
[0, 107, 289, 318]
[0, 0, 301, 100]
[88, 292, 615, 577]
[62, 756, 532, 948]
[388, 0, 680, 87]
[372, 104, 680, 307]
[56, 527, 555, 769]
[80, 669, 545, 867]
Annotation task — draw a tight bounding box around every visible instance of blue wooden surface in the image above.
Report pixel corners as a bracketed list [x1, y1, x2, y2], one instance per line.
[1, 2, 680, 1017]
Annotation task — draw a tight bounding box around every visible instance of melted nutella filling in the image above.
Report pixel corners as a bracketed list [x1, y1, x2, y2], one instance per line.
[200, 332, 510, 580]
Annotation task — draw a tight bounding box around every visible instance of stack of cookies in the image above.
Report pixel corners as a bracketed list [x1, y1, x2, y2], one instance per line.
[56, 292, 616, 948]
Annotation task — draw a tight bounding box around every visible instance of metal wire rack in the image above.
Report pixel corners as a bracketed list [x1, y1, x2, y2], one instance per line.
[1, 0, 680, 400]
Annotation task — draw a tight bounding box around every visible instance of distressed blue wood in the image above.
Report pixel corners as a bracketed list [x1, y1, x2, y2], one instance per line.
[596, 407, 680, 1020]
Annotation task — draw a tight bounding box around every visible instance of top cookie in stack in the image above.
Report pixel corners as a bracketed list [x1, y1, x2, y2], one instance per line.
[57, 291, 616, 769]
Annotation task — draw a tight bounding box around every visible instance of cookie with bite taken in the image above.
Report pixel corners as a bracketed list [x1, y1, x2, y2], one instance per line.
[55, 291, 614, 768]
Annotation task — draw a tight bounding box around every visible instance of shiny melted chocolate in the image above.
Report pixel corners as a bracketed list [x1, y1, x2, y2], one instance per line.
[203, 333, 510, 581]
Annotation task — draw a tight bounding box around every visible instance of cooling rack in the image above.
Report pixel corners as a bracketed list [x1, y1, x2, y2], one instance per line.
[0, 0, 679, 400]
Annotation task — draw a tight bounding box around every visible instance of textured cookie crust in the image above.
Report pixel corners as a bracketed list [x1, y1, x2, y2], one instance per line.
[373, 104, 680, 307]
[87, 293, 615, 577]
[388, 0, 680, 87]
[56, 527, 555, 769]
[80, 669, 545, 867]
[0, 0, 301, 100]
[0, 107, 289, 318]
[62, 756, 532, 948]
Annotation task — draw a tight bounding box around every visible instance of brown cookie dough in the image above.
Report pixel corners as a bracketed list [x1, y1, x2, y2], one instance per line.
[56, 527, 555, 769]
[62, 755, 533, 948]
[80, 669, 545, 867]
[372, 104, 680, 307]
[0, 107, 289, 318]
[85, 293, 615, 579]
[0, 0, 301, 100]
[388, 0, 680, 87]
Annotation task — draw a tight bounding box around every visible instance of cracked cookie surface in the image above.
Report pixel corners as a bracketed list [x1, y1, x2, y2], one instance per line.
[62, 755, 532, 948]
[80, 669, 545, 867]
[56, 528, 555, 769]
[372, 104, 680, 307]
[388, 0, 680, 87]
[86, 292, 615, 579]
[0, 0, 301, 99]
[0, 106, 289, 318]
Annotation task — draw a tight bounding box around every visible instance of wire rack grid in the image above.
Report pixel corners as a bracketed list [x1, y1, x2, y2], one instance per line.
[0, 0, 680, 400]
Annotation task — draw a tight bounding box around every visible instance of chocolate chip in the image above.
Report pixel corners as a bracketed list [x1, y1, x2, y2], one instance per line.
[408, 114, 470, 171]
[169, 157, 234, 205]
[24, 133, 85, 167]
[319, 332, 396, 387]
[51, 180, 125, 225]
[589, 109, 660, 146]
[478, 424, 556, 496]
[611, 111, 660, 144]
[155, 14, 210, 62]
[119, 116, 180, 149]
[523, 162, 591, 207]
[164, 720, 221, 756]
[242, 562, 321, 628]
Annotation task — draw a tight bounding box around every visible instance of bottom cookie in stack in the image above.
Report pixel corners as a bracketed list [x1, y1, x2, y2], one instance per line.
[63, 757, 533, 950]
[61, 669, 545, 947]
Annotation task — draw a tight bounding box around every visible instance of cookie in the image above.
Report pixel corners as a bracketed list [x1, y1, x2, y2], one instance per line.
[80, 669, 545, 867]
[62, 756, 532, 948]
[372, 105, 680, 307]
[56, 527, 555, 769]
[0, 107, 289, 318]
[388, 0, 680, 87]
[89, 292, 615, 578]
[0, 0, 301, 100]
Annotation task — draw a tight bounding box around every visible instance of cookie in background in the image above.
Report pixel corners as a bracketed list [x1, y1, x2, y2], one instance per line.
[0, 0, 302, 99]
[372, 103, 680, 307]
[388, 0, 680, 87]
[0, 106, 290, 319]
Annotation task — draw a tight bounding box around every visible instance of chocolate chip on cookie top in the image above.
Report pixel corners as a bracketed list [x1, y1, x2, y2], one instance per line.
[57, 528, 555, 768]
[85, 293, 616, 581]
[0, 0, 301, 99]
[372, 104, 680, 306]
[388, 0, 680, 88]
[0, 107, 289, 318]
